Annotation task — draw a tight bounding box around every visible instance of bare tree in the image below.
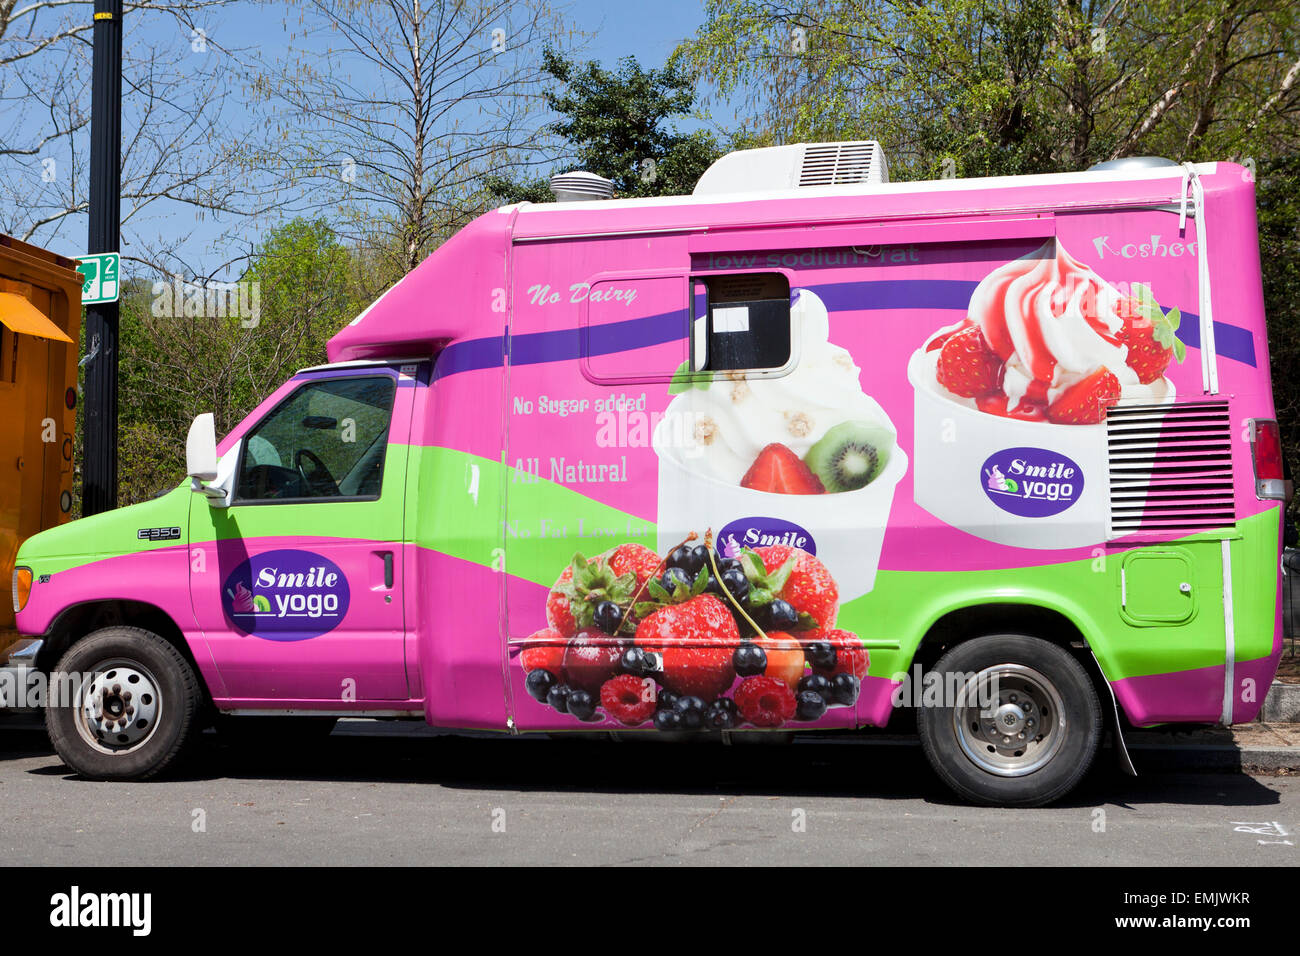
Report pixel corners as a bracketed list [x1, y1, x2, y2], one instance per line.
[0, 0, 275, 277]
[255, 0, 574, 288]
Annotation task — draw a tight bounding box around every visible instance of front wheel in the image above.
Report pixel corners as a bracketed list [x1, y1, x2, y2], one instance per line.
[45, 626, 202, 780]
[916, 634, 1102, 807]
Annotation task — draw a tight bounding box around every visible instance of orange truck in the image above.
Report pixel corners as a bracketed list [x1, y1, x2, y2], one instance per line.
[0, 235, 80, 644]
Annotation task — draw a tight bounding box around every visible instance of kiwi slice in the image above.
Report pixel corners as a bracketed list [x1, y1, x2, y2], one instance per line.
[804, 421, 892, 493]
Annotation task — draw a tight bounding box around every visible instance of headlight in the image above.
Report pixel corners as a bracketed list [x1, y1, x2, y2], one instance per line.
[12, 567, 32, 614]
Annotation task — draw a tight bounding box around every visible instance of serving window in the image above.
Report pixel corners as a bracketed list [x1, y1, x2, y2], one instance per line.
[691, 272, 791, 374]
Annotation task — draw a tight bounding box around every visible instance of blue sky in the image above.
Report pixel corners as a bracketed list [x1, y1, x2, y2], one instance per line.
[30, 0, 716, 277]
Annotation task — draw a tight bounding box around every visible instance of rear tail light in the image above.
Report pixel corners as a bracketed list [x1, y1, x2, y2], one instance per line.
[1249, 419, 1286, 499]
[12, 567, 32, 614]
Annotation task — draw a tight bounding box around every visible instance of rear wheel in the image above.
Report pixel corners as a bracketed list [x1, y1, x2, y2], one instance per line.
[45, 626, 201, 780]
[916, 634, 1102, 807]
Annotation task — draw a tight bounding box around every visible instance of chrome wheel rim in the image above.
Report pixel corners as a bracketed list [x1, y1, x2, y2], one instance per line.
[74, 659, 162, 755]
[952, 664, 1065, 777]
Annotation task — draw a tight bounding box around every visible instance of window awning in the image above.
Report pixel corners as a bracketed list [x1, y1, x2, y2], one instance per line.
[0, 292, 73, 343]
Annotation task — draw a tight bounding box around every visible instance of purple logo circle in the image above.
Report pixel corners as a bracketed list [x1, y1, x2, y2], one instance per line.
[981, 447, 1084, 518]
[221, 549, 350, 641]
[716, 517, 816, 557]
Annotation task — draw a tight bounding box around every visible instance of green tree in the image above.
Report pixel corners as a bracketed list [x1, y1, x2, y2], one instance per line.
[108, 218, 357, 505]
[487, 49, 723, 201]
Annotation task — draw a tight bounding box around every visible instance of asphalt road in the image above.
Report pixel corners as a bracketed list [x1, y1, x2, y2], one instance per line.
[0, 722, 1295, 866]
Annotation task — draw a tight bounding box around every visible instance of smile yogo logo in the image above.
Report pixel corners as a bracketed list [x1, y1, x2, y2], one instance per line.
[716, 516, 816, 556]
[981, 447, 1084, 518]
[222, 549, 350, 641]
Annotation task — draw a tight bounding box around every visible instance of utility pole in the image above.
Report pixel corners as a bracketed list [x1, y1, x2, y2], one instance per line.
[82, 0, 123, 516]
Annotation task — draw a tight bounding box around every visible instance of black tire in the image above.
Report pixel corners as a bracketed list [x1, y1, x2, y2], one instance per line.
[45, 626, 201, 781]
[916, 634, 1102, 807]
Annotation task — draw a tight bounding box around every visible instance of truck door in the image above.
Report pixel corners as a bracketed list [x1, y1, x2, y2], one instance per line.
[189, 366, 417, 703]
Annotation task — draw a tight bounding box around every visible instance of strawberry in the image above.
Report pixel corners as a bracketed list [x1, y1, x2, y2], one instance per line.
[520, 627, 566, 675]
[734, 676, 797, 727]
[751, 545, 839, 630]
[1120, 284, 1186, 384]
[1046, 368, 1121, 425]
[546, 567, 577, 635]
[807, 628, 869, 679]
[752, 632, 807, 687]
[634, 594, 739, 700]
[607, 543, 662, 588]
[740, 443, 826, 495]
[546, 551, 640, 635]
[937, 325, 1002, 398]
[600, 675, 657, 726]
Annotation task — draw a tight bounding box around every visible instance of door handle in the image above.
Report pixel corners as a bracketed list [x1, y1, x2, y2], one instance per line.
[382, 551, 394, 588]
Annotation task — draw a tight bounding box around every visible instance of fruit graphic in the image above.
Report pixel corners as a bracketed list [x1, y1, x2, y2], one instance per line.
[734, 677, 797, 727]
[1119, 285, 1186, 384]
[808, 629, 870, 679]
[750, 545, 839, 630]
[527, 533, 863, 730]
[561, 628, 626, 695]
[634, 594, 739, 700]
[252, 594, 272, 613]
[751, 633, 806, 688]
[802, 420, 891, 493]
[1045, 367, 1121, 425]
[601, 675, 657, 726]
[520, 627, 566, 676]
[936, 325, 1002, 398]
[740, 443, 826, 495]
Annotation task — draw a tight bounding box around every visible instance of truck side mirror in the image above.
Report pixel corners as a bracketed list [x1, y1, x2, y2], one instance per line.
[186, 413, 218, 482]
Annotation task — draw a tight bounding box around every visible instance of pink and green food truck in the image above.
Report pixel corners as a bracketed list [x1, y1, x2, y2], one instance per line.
[7, 142, 1289, 805]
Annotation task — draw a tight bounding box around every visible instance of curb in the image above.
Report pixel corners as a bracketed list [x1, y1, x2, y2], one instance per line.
[1262, 680, 1300, 722]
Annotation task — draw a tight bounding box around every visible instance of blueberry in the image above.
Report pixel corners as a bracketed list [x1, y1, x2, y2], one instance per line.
[621, 646, 653, 677]
[593, 601, 624, 635]
[525, 669, 557, 702]
[805, 641, 837, 670]
[704, 698, 738, 730]
[797, 673, 833, 702]
[764, 598, 798, 630]
[660, 566, 692, 595]
[796, 690, 828, 721]
[733, 642, 767, 677]
[653, 709, 683, 731]
[567, 688, 597, 721]
[717, 557, 744, 576]
[656, 689, 680, 712]
[830, 673, 860, 706]
[674, 695, 706, 730]
[666, 545, 692, 570]
[721, 567, 750, 601]
[686, 545, 710, 574]
[546, 683, 573, 713]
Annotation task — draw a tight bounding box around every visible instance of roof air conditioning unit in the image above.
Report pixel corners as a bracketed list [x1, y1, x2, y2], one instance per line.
[693, 141, 889, 196]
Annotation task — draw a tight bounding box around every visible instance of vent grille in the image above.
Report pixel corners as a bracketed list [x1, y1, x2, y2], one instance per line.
[798, 142, 886, 187]
[1106, 400, 1235, 536]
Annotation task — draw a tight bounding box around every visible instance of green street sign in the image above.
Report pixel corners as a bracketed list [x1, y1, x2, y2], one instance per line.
[76, 252, 120, 305]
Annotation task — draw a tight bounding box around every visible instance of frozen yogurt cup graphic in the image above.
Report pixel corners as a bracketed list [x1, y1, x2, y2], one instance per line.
[653, 289, 907, 601]
[909, 239, 1181, 549]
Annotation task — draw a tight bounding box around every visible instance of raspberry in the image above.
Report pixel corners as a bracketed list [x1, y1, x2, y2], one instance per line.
[734, 676, 797, 728]
[808, 628, 869, 679]
[600, 675, 657, 726]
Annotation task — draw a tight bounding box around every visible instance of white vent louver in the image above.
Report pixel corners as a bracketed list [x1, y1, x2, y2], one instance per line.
[549, 171, 615, 202]
[1106, 400, 1235, 536]
[693, 141, 889, 196]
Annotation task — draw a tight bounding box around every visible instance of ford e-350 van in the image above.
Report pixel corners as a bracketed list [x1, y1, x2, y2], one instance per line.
[8, 143, 1287, 805]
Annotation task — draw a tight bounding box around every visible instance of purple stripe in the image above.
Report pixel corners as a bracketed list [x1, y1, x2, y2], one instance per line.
[429, 279, 1256, 380]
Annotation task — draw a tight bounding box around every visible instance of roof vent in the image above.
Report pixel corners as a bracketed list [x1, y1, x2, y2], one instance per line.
[549, 171, 615, 202]
[1088, 156, 1180, 172]
[694, 141, 889, 196]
